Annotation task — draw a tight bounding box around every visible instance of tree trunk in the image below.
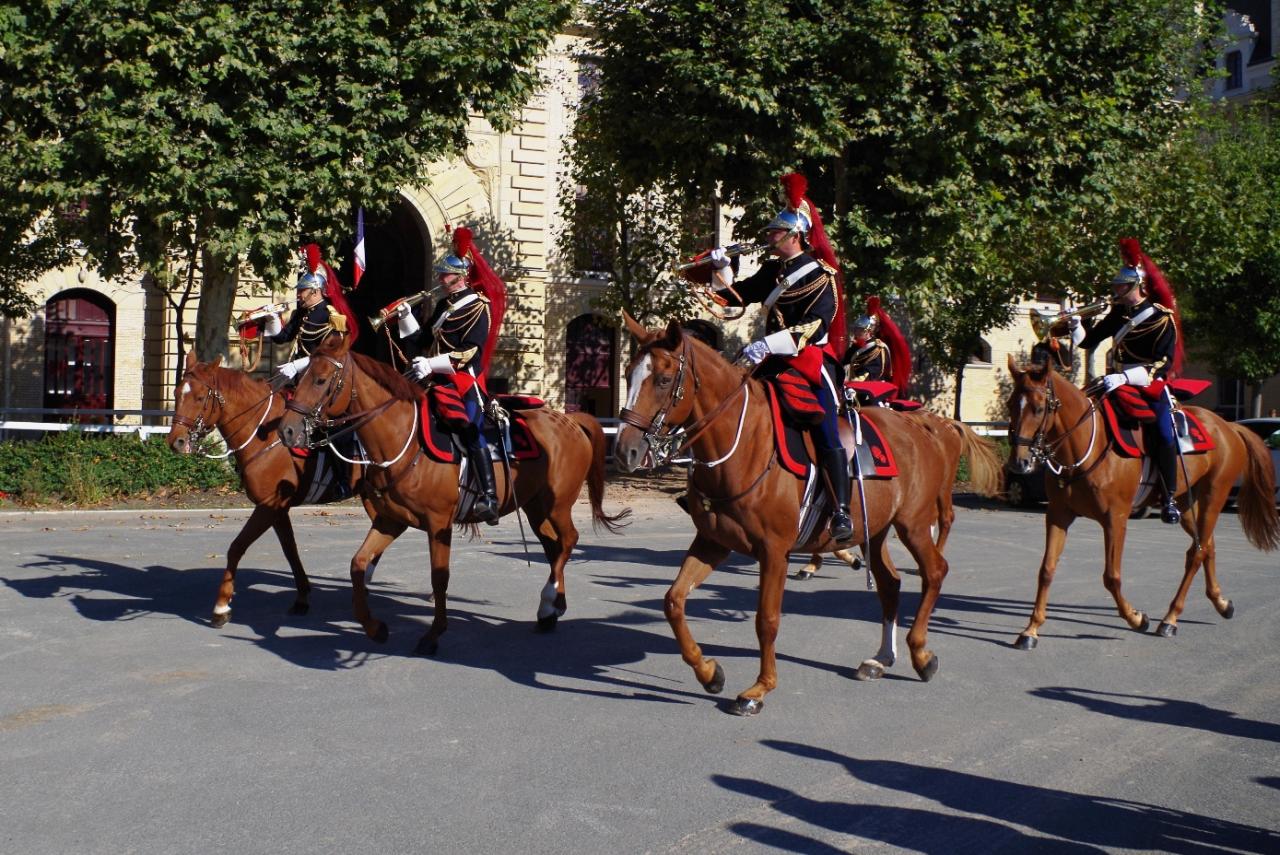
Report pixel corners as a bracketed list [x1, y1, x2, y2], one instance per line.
[195, 248, 239, 362]
[1250, 384, 1264, 419]
[953, 364, 965, 421]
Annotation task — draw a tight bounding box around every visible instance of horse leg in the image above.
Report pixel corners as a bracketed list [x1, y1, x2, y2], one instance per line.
[211, 504, 278, 627]
[524, 497, 579, 633]
[664, 533, 730, 698]
[794, 553, 823, 581]
[1100, 511, 1151, 634]
[416, 522, 453, 656]
[271, 511, 311, 617]
[1157, 491, 1231, 637]
[350, 517, 406, 644]
[897, 521, 949, 681]
[855, 533, 899, 681]
[732, 545, 791, 716]
[1015, 504, 1076, 649]
[935, 492, 955, 552]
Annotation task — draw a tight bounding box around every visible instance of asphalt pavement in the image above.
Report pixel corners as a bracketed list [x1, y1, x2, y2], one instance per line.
[1, 496, 1278, 854]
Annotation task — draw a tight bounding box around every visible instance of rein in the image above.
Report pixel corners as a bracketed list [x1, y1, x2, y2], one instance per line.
[173, 370, 275, 459]
[1014, 373, 1106, 480]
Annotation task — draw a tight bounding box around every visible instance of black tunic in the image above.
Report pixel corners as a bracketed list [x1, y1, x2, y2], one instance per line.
[846, 340, 891, 382]
[716, 252, 838, 352]
[1079, 299, 1177, 379]
[270, 298, 336, 358]
[415, 288, 491, 376]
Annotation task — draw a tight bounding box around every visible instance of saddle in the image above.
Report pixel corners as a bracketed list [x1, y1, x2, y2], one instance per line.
[1100, 380, 1215, 460]
[419, 393, 544, 464]
[764, 382, 898, 480]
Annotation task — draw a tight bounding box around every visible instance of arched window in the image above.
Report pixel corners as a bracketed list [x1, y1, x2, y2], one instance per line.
[44, 289, 115, 413]
[565, 314, 615, 416]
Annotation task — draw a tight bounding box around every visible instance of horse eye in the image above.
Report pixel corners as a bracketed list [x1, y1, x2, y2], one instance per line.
[655, 375, 672, 388]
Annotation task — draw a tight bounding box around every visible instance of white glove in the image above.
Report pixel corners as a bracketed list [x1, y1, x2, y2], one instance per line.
[1101, 372, 1127, 393]
[263, 313, 283, 337]
[276, 356, 310, 380]
[1069, 316, 1085, 346]
[1122, 365, 1151, 386]
[426, 354, 455, 375]
[709, 247, 731, 269]
[742, 339, 771, 365]
[396, 310, 420, 338]
[762, 330, 799, 357]
[409, 355, 456, 381]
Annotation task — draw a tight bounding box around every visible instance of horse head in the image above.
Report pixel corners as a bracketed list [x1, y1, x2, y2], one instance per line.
[1007, 352, 1074, 475]
[278, 333, 354, 449]
[168, 351, 224, 454]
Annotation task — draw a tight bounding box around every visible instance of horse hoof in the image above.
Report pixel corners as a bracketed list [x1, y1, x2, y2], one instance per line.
[535, 614, 558, 633]
[287, 602, 309, 617]
[704, 662, 725, 695]
[1222, 600, 1235, 619]
[792, 570, 815, 582]
[414, 635, 439, 656]
[855, 660, 885, 681]
[851, 558, 862, 571]
[1013, 634, 1037, 651]
[918, 654, 939, 682]
[369, 622, 389, 644]
[1156, 622, 1177, 638]
[1135, 613, 1151, 633]
[210, 612, 230, 629]
[729, 697, 763, 716]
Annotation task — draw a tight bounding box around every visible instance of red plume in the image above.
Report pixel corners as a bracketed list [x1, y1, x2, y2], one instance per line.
[452, 226, 506, 375]
[780, 172, 808, 210]
[868, 295, 911, 397]
[1138, 251, 1184, 377]
[778, 172, 847, 360]
[1118, 237, 1143, 267]
[298, 243, 358, 345]
[303, 243, 322, 275]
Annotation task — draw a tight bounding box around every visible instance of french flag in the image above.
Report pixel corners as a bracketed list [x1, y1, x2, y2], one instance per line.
[353, 208, 366, 289]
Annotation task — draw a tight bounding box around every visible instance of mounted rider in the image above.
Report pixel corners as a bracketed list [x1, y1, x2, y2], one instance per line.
[391, 227, 507, 525]
[703, 173, 853, 542]
[265, 243, 360, 382]
[1073, 237, 1184, 524]
[845, 296, 912, 406]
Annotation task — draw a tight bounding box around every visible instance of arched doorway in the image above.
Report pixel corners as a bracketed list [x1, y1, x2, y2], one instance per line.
[44, 289, 115, 414]
[337, 196, 432, 361]
[565, 314, 616, 416]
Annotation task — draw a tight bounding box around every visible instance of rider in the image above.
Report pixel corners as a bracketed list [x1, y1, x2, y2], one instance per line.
[265, 243, 358, 381]
[845, 296, 911, 406]
[1073, 237, 1183, 524]
[704, 175, 853, 542]
[393, 227, 504, 525]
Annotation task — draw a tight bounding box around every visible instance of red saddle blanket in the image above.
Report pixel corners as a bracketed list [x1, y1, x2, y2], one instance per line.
[766, 384, 898, 479]
[1101, 398, 1215, 459]
[418, 399, 541, 464]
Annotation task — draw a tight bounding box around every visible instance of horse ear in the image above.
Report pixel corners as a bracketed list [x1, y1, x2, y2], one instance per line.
[1006, 353, 1024, 378]
[184, 350, 197, 371]
[211, 354, 222, 369]
[622, 310, 655, 344]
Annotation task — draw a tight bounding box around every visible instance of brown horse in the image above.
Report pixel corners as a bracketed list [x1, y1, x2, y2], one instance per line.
[276, 332, 629, 655]
[795, 409, 996, 579]
[167, 351, 366, 626]
[615, 315, 1004, 715]
[1005, 355, 1280, 647]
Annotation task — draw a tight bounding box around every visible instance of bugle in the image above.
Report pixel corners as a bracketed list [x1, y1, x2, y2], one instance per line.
[673, 241, 770, 274]
[1029, 299, 1113, 341]
[235, 302, 291, 330]
[370, 288, 438, 332]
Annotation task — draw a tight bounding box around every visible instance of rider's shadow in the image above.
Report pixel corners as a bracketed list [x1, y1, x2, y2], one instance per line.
[1030, 686, 1280, 743]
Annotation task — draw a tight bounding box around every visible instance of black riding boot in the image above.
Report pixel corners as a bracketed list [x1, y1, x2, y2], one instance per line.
[468, 447, 501, 525]
[821, 447, 855, 542]
[1156, 443, 1181, 525]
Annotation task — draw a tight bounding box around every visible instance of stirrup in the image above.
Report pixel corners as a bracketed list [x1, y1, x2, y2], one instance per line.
[830, 508, 854, 542]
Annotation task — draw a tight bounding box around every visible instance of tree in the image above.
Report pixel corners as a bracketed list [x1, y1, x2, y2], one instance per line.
[0, 0, 572, 358]
[576, 0, 1223, 402]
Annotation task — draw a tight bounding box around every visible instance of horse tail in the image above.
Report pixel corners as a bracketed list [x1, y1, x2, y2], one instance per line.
[1230, 424, 1280, 552]
[570, 412, 632, 534]
[954, 420, 1004, 498]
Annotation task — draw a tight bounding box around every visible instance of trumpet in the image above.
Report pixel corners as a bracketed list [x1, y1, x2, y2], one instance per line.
[673, 241, 770, 274]
[369, 288, 438, 332]
[235, 302, 291, 329]
[1029, 299, 1113, 341]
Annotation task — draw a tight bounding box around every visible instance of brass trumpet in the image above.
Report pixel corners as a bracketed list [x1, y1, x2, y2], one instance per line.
[673, 241, 770, 274]
[1029, 299, 1113, 340]
[369, 288, 438, 332]
[235, 302, 291, 329]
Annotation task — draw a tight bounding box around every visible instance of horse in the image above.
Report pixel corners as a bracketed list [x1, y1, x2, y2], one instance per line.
[794, 409, 998, 579]
[615, 315, 1004, 715]
[276, 332, 630, 655]
[1005, 354, 1280, 647]
[167, 351, 367, 626]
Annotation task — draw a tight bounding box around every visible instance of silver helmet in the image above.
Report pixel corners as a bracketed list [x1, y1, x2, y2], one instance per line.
[851, 313, 878, 337]
[296, 270, 326, 292]
[1111, 265, 1145, 291]
[433, 253, 470, 277]
[764, 207, 811, 237]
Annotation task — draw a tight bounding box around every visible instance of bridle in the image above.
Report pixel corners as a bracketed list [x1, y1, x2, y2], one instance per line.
[172, 370, 274, 458]
[284, 354, 351, 440]
[282, 354, 413, 469]
[1012, 373, 1102, 478]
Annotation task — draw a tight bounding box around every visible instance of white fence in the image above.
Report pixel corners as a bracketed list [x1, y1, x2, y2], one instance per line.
[0, 408, 172, 442]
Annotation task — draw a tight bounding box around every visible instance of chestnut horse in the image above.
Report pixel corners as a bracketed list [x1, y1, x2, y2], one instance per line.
[167, 351, 368, 626]
[1005, 355, 1280, 647]
[277, 333, 629, 655]
[615, 315, 1003, 715]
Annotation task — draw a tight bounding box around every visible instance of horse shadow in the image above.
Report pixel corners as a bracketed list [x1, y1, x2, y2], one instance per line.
[1030, 686, 1280, 743]
[711, 739, 1280, 854]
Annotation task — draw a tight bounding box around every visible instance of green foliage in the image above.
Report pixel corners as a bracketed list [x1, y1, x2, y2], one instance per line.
[0, 0, 573, 350]
[0, 432, 238, 504]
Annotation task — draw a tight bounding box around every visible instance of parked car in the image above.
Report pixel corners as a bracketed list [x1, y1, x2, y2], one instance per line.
[1231, 418, 1280, 505]
[1006, 462, 1150, 518]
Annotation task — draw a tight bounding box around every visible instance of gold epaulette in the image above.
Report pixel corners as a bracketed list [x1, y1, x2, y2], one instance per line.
[326, 305, 348, 334]
[816, 259, 838, 276]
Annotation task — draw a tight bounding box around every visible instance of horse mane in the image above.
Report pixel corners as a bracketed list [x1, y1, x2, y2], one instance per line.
[351, 352, 425, 402]
[189, 362, 265, 399]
